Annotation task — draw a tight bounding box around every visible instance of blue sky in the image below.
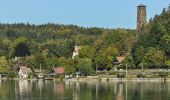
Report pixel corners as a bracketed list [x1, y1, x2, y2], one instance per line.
[0, 0, 169, 29]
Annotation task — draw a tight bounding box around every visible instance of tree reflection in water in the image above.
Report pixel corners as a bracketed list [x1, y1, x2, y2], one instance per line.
[0, 80, 169, 100]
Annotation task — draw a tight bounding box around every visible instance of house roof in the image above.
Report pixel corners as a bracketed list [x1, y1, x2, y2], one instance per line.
[53, 67, 64, 74]
[116, 56, 125, 63]
[20, 66, 32, 73]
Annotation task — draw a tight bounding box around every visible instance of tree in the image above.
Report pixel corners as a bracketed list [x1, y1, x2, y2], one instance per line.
[143, 47, 165, 68]
[132, 46, 145, 67]
[0, 39, 11, 57]
[167, 4, 170, 12]
[161, 34, 170, 55]
[64, 58, 76, 75]
[46, 57, 59, 70]
[58, 57, 76, 74]
[12, 37, 30, 57]
[27, 55, 36, 69]
[78, 46, 94, 58]
[78, 58, 94, 76]
[121, 54, 135, 69]
[165, 59, 170, 69]
[34, 54, 47, 69]
[0, 56, 9, 73]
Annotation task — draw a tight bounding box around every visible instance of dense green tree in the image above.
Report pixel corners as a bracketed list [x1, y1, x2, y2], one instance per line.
[121, 54, 135, 69]
[64, 58, 76, 75]
[34, 54, 47, 69]
[165, 59, 170, 68]
[132, 46, 145, 67]
[78, 46, 94, 58]
[58, 57, 76, 74]
[143, 47, 165, 68]
[0, 56, 9, 73]
[12, 37, 30, 57]
[78, 58, 94, 76]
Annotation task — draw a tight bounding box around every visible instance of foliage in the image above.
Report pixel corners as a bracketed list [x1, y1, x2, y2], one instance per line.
[78, 46, 94, 58]
[132, 6, 170, 68]
[0, 56, 9, 73]
[12, 37, 30, 57]
[143, 47, 165, 68]
[7, 71, 17, 79]
[78, 58, 94, 76]
[0, 4, 169, 74]
[34, 54, 47, 69]
[157, 71, 169, 78]
[121, 54, 135, 69]
[117, 72, 125, 78]
[58, 57, 76, 75]
[165, 59, 170, 67]
[137, 73, 145, 78]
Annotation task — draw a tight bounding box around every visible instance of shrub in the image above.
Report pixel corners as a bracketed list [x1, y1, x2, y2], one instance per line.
[7, 71, 17, 79]
[158, 72, 169, 78]
[137, 73, 145, 78]
[109, 71, 117, 75]
[117, 72, 125, 78]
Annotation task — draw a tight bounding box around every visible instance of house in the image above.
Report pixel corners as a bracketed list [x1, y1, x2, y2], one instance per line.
[51, 67, 64, 76]
[72, 45, 81, 59]
[116, 56, 125, 64]
[18, 66, 32, 78]
[113, 56, 125, 70]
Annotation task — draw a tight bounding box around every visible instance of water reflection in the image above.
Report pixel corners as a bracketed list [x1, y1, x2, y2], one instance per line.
[55, 82, 64, 94]
[116, 82, 124, 100]
[19, 80, 31, 95]
[0, 80, 170, 100]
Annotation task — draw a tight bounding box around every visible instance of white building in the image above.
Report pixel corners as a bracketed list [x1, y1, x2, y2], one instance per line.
[18, 66, 32, 78]
[72, 45, 81, 59]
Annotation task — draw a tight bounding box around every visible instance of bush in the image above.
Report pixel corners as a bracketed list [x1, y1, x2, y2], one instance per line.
[7, 71, 17, 79]
[117, 72, 125, 78]
[158, 72, 169, 78]
[28, 73, 33, 78]
[109, 71, 117, 75]
[137, 73, 145, 78]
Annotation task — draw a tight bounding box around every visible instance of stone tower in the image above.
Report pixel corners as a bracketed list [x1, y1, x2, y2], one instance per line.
[137, 4, 147, 33]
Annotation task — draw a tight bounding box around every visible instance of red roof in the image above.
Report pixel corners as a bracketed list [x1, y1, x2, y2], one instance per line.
[53, 67, 64, 74]
[116, 56, 125, 63]
[20, 66, 32, 73]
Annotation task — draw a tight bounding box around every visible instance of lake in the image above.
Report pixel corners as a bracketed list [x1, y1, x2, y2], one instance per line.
[0, 80, 169, 100]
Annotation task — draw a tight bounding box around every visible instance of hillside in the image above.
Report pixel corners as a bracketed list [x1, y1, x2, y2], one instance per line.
[0, 5, 169, 76]
[0, 23, 136, 74]
[132, 6, 170, 69]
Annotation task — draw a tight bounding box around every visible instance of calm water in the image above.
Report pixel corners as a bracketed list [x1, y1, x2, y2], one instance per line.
[0, 80, 170, 100]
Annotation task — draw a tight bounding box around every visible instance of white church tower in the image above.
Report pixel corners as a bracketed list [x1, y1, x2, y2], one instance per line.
[72, 45, 80, 59]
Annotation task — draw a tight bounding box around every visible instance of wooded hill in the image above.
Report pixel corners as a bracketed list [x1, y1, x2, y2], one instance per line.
[132, 6, 170, 69]
[0, 5, 169, 76]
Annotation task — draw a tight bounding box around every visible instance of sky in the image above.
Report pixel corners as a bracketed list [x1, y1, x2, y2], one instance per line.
[0, 0, 169, 29]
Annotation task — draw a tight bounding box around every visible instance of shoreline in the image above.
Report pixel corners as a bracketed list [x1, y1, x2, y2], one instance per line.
[0, 77, 170, 82]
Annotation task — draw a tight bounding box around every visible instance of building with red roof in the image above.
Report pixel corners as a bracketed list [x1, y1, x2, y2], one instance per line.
[116, 56, 125, 63]
[52, 67, 65, 76]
